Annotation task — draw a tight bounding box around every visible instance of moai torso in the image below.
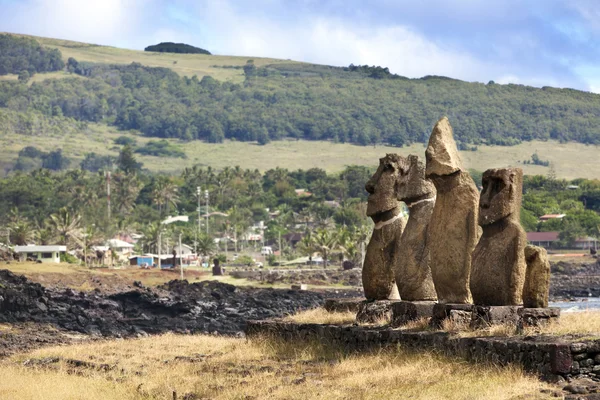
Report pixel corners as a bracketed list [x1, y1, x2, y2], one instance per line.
[425, 117, 479, 304]
[362, 210, 404, 300]
[470, 168, 527, 306]
[363, 154, 407, 301]
[392, 155, 437, 301]
[522, 245, 550, 308]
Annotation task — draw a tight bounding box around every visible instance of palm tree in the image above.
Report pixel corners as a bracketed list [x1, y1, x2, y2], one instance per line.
[197, 233, 216, 258]
[9, 218, 35, 245]
[296, 231, 316, 265]
[152, 177, 180, 215]
[140, 222, 162, 253]
[113, 172, 142, 216]
[35, 220, 54, 245]
[48, 207, 83, 250]
[313, 228, 339, 268]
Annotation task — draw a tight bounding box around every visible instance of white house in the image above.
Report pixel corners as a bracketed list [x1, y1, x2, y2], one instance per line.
[14, 245, 67, 263]
[107, 239, 135, 255]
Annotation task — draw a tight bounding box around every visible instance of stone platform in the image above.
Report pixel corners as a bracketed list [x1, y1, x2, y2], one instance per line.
[519, 307, 561, 328]
[245, 319, 597, 379]
[471, 305, 521, 328]
[323, 298, 363, 313]
[356, 300, 398, 324]
[430, 303, 474, 328]
[391, 301, 436, 327]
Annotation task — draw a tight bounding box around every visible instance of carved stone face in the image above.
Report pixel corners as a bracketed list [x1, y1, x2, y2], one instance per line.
[394, 155, 436, 203]
[479, 168, 523, 225]
[425, 117, 463, 178]
[365, 154, 406, 218]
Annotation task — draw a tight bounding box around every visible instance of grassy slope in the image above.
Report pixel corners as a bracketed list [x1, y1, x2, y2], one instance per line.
[1, 126, 598, 178]
[0, 32, 598, 179]
[1, 32, 303, 83]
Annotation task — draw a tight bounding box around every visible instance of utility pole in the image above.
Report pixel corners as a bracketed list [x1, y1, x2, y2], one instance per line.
[105, 171, 111, 223]
[205, 189, 209, 235]
[179, 233, 183, 280]
[158, 231, 162, 269]
[278, 230, 282, 262]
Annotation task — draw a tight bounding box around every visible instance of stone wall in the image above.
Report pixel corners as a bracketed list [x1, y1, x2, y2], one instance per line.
[245, 320, 598, 379]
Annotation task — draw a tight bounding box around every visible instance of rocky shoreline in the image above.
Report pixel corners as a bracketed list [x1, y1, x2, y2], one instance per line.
[0, 269, 359, 357]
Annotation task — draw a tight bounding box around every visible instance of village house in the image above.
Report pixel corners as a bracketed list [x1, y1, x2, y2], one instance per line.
[14, 245, 67, 263]
[526, 231, 560, 249]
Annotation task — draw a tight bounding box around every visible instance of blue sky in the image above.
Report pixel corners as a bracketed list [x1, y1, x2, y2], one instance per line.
[2, 0, 600, 91]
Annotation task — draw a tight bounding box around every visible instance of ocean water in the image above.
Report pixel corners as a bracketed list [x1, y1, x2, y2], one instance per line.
[550, 298, 600, 312]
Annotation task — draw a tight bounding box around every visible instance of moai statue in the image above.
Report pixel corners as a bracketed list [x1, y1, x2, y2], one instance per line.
[363, 154, 406, 300]
[470, 168, 527, 306]
[523, 245, 551, 308]
[425, 117, 479, 304]
[393, 155, 437, 301]
[212, 257, 224, 276]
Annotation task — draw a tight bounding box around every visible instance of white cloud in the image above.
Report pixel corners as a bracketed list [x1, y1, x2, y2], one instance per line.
[2, 0, 150, 47]
[193, 2, 497, 82]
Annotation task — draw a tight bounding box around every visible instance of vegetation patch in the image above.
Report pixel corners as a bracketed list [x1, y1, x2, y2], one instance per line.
[134, 140, 186, 158]
[144, 42, 211, 55]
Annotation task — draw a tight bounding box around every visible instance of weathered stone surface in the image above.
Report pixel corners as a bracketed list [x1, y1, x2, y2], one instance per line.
[430, 303, 474, 328]
[392, 154, 437, 301]
[551, 344, 573, 375]
[518, 307, 561, 328]
[471, 305, 520, 328]
[356, 300, 398, 324]
[425, 117, 479, 304]
[471, 168, 527, 306]
[391, 301, 436, 326]
[364, 155, 408, 300]
[323, 298, 363, 313]
[523, 245, 551, 308]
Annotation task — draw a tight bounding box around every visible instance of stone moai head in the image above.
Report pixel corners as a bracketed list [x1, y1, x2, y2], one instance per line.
[365, 154, 406, 218]
[394, 155, 436, 203]
[425, 117, 463, 178]
[479, 168, 523, 226]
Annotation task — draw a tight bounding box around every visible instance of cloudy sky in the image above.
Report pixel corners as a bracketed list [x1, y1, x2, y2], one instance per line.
[1, 0, 600, 91]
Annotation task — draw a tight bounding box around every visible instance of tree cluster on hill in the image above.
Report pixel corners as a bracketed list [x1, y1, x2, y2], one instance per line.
[144, 42, 211, 55]
[0, 34, 64, 76]
[1, 54, 600, 146]
[13, 146, 70, 172]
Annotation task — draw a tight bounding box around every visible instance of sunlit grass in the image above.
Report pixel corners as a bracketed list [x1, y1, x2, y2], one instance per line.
[0, 332, 556, 400]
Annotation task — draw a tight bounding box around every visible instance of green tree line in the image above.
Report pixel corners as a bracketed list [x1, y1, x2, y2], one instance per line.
[1, 35, 600, 146]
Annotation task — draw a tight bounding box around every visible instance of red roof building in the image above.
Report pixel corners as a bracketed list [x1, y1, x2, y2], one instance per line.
[527, 231, 560, 248]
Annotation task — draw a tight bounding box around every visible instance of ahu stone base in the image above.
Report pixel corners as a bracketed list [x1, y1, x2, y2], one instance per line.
[391, 301, 436, 327]
[356, 300, 399, 324]
[471, 306, 521, 328]
[430, 303, 474, 328]
[518, 307, 561, 328]
[323, 298, 363, 313]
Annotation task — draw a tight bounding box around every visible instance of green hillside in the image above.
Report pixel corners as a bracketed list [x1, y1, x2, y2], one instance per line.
[0, 32, 599, 179]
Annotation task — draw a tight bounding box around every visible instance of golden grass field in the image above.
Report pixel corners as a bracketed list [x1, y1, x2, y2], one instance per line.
[1, 123, 598, 178]
[0, 332, 557, 400]
[1, 32, 303, 83]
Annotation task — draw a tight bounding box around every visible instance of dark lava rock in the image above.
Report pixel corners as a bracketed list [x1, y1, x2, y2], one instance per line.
[0, 269, 328, 341]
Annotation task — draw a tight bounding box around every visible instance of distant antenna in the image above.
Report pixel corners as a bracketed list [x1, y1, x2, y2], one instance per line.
[105, 171, 111, 222]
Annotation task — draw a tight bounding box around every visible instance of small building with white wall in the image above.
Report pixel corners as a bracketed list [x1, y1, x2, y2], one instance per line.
[14, 245, 67, 263]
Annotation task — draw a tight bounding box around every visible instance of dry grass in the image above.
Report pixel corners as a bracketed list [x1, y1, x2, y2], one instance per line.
[537, 311, 600, 336]
[1, 122, 597, 177]
[284, 308, 356, 324]
[447, 310, 600, 338]
[0, 333, 556, 400]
